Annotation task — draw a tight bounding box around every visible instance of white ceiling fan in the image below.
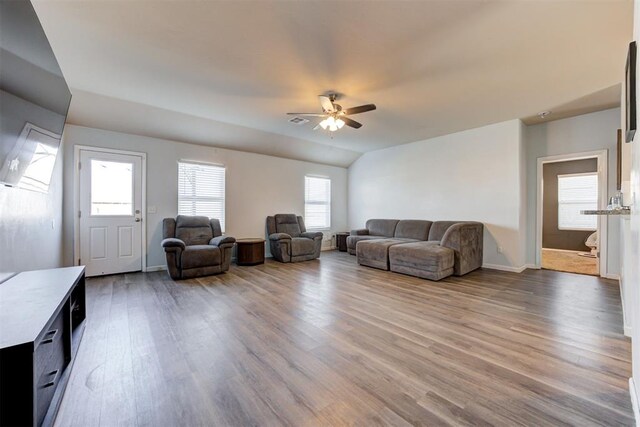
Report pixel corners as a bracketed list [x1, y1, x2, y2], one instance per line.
[287, 94, 377, 132]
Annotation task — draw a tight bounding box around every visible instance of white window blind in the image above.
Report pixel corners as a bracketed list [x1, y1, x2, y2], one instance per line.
[557, 173, 598, 231]
[178, 161, 225, 231]
[305, 176, 331, 230]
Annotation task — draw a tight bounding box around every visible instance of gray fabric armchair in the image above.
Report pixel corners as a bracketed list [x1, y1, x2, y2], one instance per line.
[266, 214, 323, 262]
[161, 215, 235, 280]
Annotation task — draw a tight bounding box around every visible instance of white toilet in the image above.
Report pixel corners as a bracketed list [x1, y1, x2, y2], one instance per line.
[578, 232, 598, 258]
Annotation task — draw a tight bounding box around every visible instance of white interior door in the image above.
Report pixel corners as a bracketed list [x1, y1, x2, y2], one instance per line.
[78, 149, 143, 276]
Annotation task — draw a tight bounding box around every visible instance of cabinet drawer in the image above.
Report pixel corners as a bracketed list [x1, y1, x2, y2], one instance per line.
[36, 360, 64, 426]
[35, 310, 65, 378]
[35, 311, 67, 426]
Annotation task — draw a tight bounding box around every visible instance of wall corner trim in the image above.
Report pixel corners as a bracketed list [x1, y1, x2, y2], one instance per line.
[630, 378, 639, 426]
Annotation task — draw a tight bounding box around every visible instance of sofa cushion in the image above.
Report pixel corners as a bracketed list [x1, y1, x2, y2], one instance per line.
[346, 235, 385, 249]
[357, 239, 410, 270]
[389, 242, 454, 272]
[296, 216, 308, 233]
[428, 221, 462, 242]
[275, 214, 302, 237]
[209, 218, 223, 237]
[175, 215, 214, 246]
[291, 237, 316, 255]
[394, 220, 432, 240]
[181, 245, 221, 269]
[365, 219, 399, 237]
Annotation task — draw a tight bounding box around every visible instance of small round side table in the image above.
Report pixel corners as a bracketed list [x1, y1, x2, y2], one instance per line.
[235, 238, 266, 266]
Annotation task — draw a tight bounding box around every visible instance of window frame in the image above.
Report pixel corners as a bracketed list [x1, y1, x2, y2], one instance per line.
[177, 160, 226, 232]
[557, 171, 598, 232]
[304, 175, 331, 231]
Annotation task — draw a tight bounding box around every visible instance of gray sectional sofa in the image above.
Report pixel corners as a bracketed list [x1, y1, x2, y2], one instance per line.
[349, 219, 483, 281]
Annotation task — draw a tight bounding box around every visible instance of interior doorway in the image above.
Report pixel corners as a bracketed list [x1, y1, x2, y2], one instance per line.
[536, 150, 607, 277]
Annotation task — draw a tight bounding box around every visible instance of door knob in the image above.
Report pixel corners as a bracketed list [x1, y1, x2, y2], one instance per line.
[135, 218, 141, 222]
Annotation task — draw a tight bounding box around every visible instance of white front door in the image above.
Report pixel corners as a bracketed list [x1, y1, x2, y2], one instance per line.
[78, 149, 143, 277]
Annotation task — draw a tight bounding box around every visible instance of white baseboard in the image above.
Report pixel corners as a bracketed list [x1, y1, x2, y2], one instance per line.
[630, 377, 639, 426]
[484, 263, 623, 278]
[321, 246, 336, 252]
[145, 265, 167, 272]
[625, 325, 633, 337]
[482, 263, 529, 273]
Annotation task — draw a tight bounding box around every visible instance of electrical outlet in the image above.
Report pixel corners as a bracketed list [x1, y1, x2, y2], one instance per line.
[497, 246, 503, 254]
[51, 219, 55, 229]
[147, 206, 157, 214]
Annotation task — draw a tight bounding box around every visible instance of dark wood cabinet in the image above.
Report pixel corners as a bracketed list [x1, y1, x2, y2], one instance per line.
[0, 267, 86, 427]
[336, 232, 349, 252]
[236, 239, 265, 265]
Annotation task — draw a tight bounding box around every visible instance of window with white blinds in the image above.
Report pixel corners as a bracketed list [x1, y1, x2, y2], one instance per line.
[178, 161, 226, 231]
[305, 176, 331, 230]
[557, 173, 598, 231]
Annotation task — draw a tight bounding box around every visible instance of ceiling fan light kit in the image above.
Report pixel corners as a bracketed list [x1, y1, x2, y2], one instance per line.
[319, 116, 345, 131]
[287, 94, 376, 133]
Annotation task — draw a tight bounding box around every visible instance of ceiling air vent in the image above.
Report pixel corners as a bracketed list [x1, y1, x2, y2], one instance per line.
[288, 117, 309, 125]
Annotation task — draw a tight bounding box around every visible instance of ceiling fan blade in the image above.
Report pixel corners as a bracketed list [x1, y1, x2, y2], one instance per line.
[319, 95, 336, 113]
[286, 113, 326, 117]
[343, 104, 376, 115]
[341, 116, 362, 129]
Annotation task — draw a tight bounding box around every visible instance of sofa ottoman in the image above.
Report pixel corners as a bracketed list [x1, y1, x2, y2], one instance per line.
[357, 239, 413, 270]
[347, 235, 386, 255]
[389, 242, 455, 281]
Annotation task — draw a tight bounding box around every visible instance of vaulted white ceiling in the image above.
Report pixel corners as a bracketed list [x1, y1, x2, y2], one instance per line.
[33, 0, 632, 167]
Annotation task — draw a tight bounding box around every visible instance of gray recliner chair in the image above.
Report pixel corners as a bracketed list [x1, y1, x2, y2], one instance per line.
[161, 215, 235, 280]
[266, 214, 323, 262]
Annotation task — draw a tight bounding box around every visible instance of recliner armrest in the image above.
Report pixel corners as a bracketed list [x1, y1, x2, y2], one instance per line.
[300, 231, 323, 240]
[351, 229, 369, 236]
[269, 233, 292, 241]
[161, 238, 185, 251]
[210, 236, 236, 247]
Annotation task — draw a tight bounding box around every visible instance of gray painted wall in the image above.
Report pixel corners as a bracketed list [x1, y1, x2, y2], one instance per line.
[525, 108, 621, 275]
[61, 125, 348, 269]
[0, 150, 63, 273]
[626, 0, 639, 399]
[0, 93, 65, 273]
[348, 119, 528, 269]
[542, 159, 597, 251]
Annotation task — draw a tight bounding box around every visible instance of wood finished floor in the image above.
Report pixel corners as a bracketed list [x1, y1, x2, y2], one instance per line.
[542, 248, 598, 276]
[55, 251, 632, 426]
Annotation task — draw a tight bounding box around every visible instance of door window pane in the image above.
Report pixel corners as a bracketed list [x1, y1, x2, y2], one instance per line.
[91, 159, 133, 215]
